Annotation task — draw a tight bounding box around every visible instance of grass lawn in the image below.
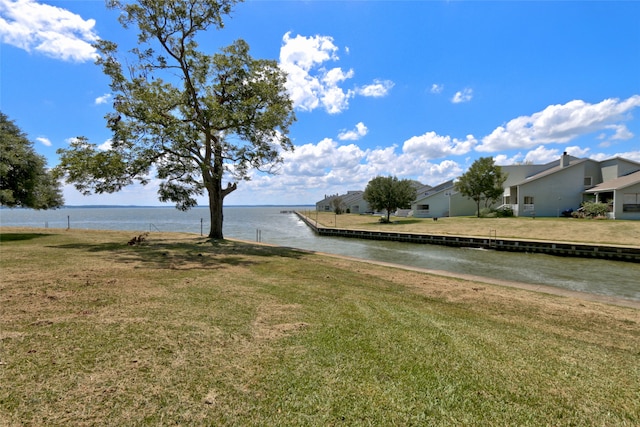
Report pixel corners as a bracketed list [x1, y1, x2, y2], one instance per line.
[1, 228, 639, 425]
[300, 211, 640, 247]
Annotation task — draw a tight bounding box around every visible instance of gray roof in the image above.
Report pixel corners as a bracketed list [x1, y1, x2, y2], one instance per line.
[413, 179, 455, 202]
[521, 158, 590, 184]
[585, 170, 640, 193]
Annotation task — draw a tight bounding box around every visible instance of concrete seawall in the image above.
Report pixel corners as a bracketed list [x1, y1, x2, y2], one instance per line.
[295, 212, 640, 263]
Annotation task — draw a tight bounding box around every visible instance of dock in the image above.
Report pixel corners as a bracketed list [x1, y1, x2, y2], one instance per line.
[295, 212, 640, 263]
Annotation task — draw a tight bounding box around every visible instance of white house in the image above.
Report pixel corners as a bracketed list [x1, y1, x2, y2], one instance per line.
[503, 153, 640, 218]
[316, 191, 370, 214]
[411, 180, 478, 218]
[584, 170, 640, 220]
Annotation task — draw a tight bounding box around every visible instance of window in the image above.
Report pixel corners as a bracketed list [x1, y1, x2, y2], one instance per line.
[584, 176, 593, 186]
[417, 204, 429, 211]
[524, 196, 534, 205]
[623, 193, 640, 212]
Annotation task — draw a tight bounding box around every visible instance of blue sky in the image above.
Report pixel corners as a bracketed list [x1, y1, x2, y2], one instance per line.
[1, 0, 639, 206]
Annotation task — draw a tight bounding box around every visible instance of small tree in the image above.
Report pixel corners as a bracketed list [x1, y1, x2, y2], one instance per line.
[0, 112, 64, 209]
[454, 157, 507, 217]
[55, 0, 295, 239]
[363, 176, 417, 223]
[330, 196, 345, 214]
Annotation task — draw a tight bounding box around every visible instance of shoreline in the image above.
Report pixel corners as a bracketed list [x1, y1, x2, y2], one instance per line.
[229, 237, 640, 310]
[295, 212, 640, 262]
[2, 226, 638, 309]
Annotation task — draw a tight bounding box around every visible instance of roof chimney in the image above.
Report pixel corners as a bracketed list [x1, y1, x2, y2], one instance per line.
[561, 151, 570, 168]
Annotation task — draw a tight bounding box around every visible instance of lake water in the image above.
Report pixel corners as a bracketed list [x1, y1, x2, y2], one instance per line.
[1, 206, 638, 302]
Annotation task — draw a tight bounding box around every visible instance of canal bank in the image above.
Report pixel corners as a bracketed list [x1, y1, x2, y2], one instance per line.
[296, 212, 640, 262]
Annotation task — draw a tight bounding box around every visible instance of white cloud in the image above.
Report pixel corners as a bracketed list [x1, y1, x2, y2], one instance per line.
[279, 32, 349, 114]
[338, 122, 368, 141]
[430, 83, 443, 94]
[606, 124, 633, 140]
[286, 135, 464, 187]
[452, 88, 473, 103]
[402, 131, 476, 159]
[494, 153, 524, 166]
[478, 95, 640, 152]
[36, 136, 51, 146]
[564, 145, 591, 158]
[279, 32, 392, 114]
[424, 160, 463, 183]
[587, 149, 640, 163]
[523, 145, 560, 164]
[97, 139, 112, 151]
[95, 93, 111, 105]
[357, 79, 394, 97]
[282, 138, 367, 177]
[0, 0, 98, 62]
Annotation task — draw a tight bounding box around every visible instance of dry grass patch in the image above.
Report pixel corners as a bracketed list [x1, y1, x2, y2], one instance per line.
[1, 227, 639, 426]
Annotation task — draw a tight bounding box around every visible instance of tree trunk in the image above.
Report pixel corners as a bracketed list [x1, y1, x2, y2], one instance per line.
[207, 182, 224, 240]
[205, 178, 238, 240]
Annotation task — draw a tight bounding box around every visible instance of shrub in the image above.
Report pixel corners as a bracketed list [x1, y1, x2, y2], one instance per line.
[581, 201, 609, 218]
[496, 206, 514, 217]
[479, 208, 495, 218]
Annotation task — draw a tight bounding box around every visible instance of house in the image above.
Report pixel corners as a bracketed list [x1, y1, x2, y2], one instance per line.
[316, 191, 370, 214]
[411, 180, 478, 218]
[584, 170, 640, 220]
[503, 153, 640, 218]
[316, 154, 640, 220]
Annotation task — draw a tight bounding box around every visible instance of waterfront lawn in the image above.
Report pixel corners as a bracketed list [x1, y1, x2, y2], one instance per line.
[301, 211, 640, 247]
[1, 228, 639, 426]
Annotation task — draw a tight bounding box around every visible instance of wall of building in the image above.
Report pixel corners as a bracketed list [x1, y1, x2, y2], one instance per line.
[449, 193, 479, 217]
[583, 160, 603, 188]
[412, 192, 448, 218]
[517, 165, 586, 217]
[600, 158, 640, 182]
[616, 182, 640, 220]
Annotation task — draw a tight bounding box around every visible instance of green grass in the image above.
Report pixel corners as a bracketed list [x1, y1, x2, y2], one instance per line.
[1, 228, 639, 425]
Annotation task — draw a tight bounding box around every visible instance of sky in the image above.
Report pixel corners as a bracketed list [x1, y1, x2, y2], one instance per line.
[1, 0, 639, 206]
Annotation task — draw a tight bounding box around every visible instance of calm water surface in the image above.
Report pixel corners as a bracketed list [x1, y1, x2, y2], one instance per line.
[1, 206, 638, 301]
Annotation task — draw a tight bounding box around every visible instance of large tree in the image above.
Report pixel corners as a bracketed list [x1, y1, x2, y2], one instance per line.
[363, 176, 417, 223]
[454, 157, 507, 217]
[0, 112, 64, 209]
[55, 0, 295, 239]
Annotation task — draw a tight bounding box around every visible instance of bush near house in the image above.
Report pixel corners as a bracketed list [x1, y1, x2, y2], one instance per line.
[577, 201, 610, 218]
[477, 206, 514, 218]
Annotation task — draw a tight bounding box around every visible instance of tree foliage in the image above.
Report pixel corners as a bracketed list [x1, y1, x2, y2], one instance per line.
[454, 157, 507, 217]
[363, 176, 417, 223]
[55, 0, 296, 239]
[330, 196, 345, 214]
[0, 112, 64, 209]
